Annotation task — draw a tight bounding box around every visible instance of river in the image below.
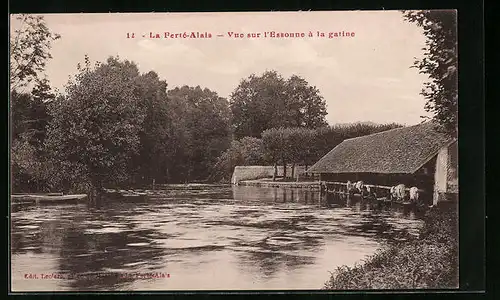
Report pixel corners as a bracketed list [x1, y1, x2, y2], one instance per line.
[10, 185, 424, 291]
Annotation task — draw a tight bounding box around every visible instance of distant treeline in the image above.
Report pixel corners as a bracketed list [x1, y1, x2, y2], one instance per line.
[11, 55, 401, 199]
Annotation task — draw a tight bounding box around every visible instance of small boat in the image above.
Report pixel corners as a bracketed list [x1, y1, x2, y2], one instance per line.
[11, 194, 88, 204]
[11, 192, 64, 196]
[103, 190, 147, 202]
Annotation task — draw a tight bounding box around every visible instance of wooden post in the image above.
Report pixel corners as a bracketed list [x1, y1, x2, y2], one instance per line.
[433, 190, 439, 206]
[273, 162, 277, 181]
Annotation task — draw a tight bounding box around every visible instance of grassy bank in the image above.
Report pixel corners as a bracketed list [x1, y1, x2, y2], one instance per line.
[324, 205, 458, 289]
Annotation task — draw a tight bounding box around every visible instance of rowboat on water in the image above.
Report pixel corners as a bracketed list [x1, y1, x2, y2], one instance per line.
[11, 194, 88, 204]
[11, 192, 64, 196]
[103, 190, 147, 201]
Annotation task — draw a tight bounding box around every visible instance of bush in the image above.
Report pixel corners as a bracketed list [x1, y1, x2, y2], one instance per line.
[11, 136, 51, 193]
[324, 206, 458, 289]
[210, 137, 268, 182]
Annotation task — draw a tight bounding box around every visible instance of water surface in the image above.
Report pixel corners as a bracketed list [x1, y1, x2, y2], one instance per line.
[11, 185, 424, 291]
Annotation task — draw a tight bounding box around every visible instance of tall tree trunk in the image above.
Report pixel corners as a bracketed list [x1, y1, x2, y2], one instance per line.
[273, 162, 277, 181]
[90, 176, 104, 205]
[87, 184, 97, 205]
[283, 161, 287, 179]
[96, 179, 104, 203]
[291, 163, 295, 181]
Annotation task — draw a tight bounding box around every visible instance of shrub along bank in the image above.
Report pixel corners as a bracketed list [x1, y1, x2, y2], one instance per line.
[324, 205, 458, 289]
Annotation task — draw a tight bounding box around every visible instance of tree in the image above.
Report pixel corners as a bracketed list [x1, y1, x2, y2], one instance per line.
[230, 71, 327, 139]
[10, 14, 61, 91]
[11, 91, 38, 142]
[44, 56, 146, 200]
[262, 128, 286, 181]
[167, 86, 232, 182]
[262, 127, 300, 180]
[11, 136, 46, 192]
[402, 10, 458, 137]
[129, 71, 171, 185]
[230, 71, 286, 138]
[10, 89, 54, 193]
[288, 128, 317, 177]
[262, 127, 317, 180]
[285, 75, 328, 128]
[236, 137, 267, 165]
[11, 89, 53, 148]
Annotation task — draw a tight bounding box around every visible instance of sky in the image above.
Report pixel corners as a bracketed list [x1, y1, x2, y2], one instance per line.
[11, 11, 430, 126]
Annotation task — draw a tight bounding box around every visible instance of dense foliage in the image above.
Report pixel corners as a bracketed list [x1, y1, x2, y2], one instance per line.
[44, 57, 146, 199]
[10, 14, 60, 192]
[402, 10, 458, 137]
[324, 206, 459, 289]
[166, 86, 232, 182]
[230, 71, 328, 139]
[210, 137, 268, 183]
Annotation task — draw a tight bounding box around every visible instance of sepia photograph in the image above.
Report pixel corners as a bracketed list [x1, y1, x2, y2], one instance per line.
[9, 10, 458, 292]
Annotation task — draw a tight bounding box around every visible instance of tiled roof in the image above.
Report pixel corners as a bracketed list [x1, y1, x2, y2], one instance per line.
[307, 121, 454, 174]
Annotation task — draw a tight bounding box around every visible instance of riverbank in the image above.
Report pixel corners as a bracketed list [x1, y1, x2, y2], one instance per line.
[323, 205, 458, 289]
[237, 179, 321, 189]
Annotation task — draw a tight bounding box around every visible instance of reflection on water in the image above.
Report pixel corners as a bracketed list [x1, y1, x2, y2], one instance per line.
[11, 185, 424, 291]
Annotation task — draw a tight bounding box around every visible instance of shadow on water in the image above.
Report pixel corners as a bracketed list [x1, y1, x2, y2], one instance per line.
[11, 185, 424, 291]
[58, 226, 166, 290]
[232, 186, 321, 205]
[11, 201, 169, 291]
[323, 193, 424, 241]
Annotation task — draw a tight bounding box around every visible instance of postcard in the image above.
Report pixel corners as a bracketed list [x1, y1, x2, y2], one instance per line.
[9, 10, 458, 292]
